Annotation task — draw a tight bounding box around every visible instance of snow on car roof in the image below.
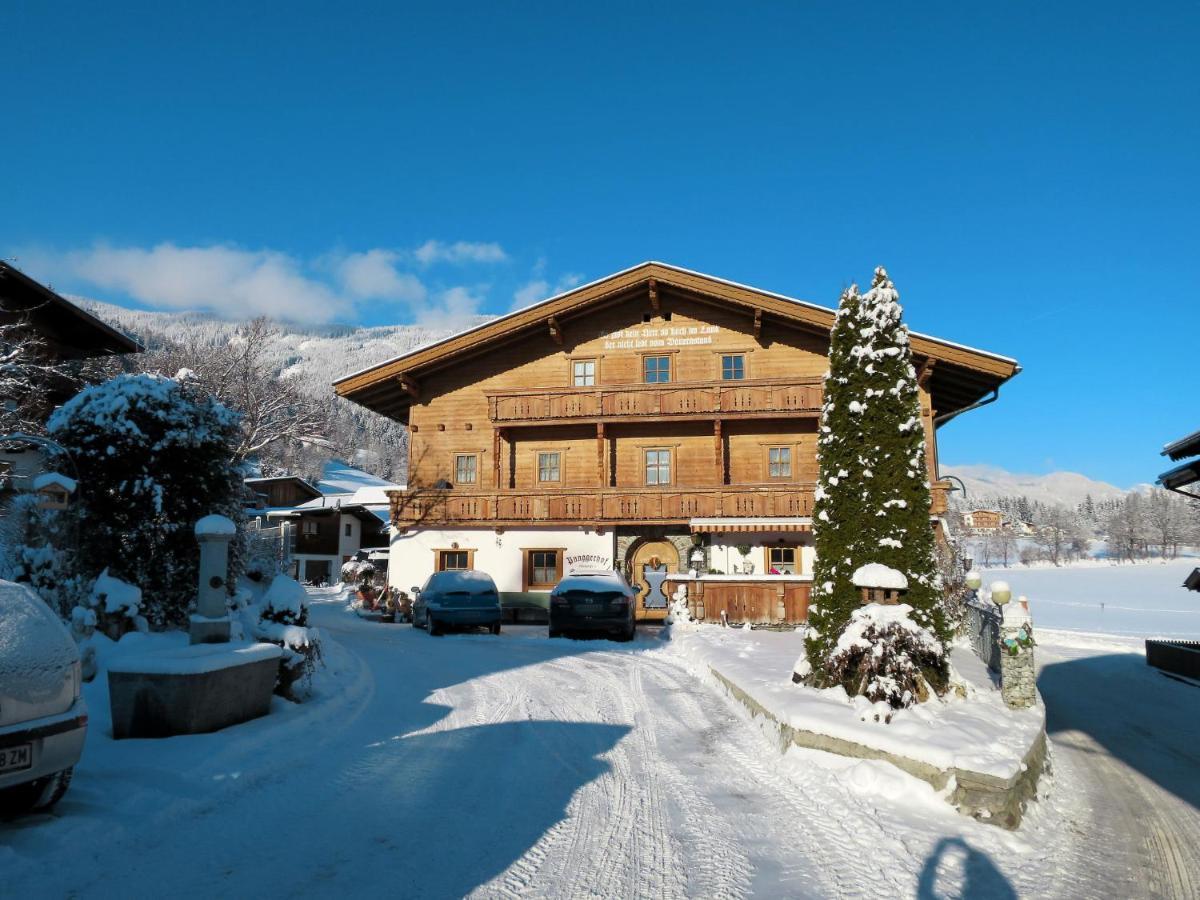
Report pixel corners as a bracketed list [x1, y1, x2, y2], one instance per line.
[429, 570, 497, 591]
[554, 571, 631, 594]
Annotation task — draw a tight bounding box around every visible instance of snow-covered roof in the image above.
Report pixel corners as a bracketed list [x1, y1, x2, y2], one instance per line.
[334, 261, 1019, 386]
[851, 563, 909, 590]
[1162, 428, 1200, 461]
[316, 460, 402, 497]
[32, 471, 77, 493]
[1157, 459, 1200, 491]
[349, 484, 404, 505]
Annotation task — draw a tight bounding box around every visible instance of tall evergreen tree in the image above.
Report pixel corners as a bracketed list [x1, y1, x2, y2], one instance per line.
[802, 268, 948, 687]
[851, 267, 946, 645]
[802, 285, 870, 676]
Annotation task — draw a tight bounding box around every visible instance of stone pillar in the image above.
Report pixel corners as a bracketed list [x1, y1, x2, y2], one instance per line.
[998, 603, 1036, 709]
[190, 514, 236, 645]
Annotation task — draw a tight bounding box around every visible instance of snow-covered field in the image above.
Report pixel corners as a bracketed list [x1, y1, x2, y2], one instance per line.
[981, 558, 1200, 637]
[4, 580, 1197, 898]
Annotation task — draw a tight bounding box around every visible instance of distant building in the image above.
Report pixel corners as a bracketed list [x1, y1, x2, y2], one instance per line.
[246, 461, 402, 585]
[0, 262, 142, 492]
[963, 509, 1005, 533]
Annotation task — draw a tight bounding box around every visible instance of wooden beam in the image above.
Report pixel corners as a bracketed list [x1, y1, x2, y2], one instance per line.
[397, 374, 420, 400]
[714, 419, 725, 486]
[753, 308, 763, 340]
[649, 278, 660, 314]
[916, 357, 937, 388]
[493, 428, 502, 489]
[596, 423, 606, 487]
[547, 316, 564, 346]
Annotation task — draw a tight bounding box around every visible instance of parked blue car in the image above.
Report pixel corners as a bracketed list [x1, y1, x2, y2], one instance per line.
[412, 570, 503, 636]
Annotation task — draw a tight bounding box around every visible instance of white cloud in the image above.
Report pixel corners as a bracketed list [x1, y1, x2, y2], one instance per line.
[66, 242, 351, 323]
[511, 272, 585, 310]
[336, 250, 426, 303]
[415, 285, 485, 331]
[38, 240, 573, 328]
[413, 240, 508, 266]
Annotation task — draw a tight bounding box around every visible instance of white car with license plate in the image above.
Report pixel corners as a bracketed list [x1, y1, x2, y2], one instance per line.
[0, 581, 87, 817]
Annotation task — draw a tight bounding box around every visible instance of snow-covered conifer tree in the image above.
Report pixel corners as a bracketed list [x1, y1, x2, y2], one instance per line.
[849, 267, 946, 646]
[802, 268, 948, 692]
[801, 285, 870, 678]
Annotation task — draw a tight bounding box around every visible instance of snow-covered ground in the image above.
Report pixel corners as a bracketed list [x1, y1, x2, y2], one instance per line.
[981, 558, 1200, 637]
[667, 622, 1043, 780]
[7, 586, 1197, 898]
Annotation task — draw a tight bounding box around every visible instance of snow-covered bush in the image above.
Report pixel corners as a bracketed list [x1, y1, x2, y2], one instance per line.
[255, 575, 322, 698]
[77, 568, 148, 640]
[340, 559, 376, 587]
[818, 604, 948, 717]
[46, 374, 243, 629]
[0, 494, 89, 617]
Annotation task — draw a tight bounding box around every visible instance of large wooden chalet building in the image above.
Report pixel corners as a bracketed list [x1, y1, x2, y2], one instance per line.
[335, 263, 1018, 624]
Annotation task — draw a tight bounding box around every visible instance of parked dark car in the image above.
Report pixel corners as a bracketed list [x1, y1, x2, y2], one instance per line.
[0, 581, 87, 817]
[549, 571, 636, 641]
[412, 570, 502, 636]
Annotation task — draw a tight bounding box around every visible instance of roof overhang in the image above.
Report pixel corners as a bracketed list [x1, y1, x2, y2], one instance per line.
[333, 262, 1020, 427]
[690, 517, 813, 534]
[1158, 460, 1200, 493]
[1163, 429, 1200, 462]
[0, 262, 142, 358]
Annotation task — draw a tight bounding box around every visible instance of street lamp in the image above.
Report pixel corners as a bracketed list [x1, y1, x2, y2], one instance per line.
[990, 580, 1012, 607]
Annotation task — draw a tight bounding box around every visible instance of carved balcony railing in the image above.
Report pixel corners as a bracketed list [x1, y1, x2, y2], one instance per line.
[389, 484, 818, 527]
[389, 480, 951, 528]
[486, 377, 824, 425]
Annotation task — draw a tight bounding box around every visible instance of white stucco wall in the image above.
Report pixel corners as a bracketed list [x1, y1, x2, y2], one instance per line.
[708, 531, 815, 576]
[389, 526, 615, 594]
[338, 514, 361, 561]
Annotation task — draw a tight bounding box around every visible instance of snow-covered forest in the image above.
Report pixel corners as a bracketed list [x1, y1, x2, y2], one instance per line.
[71, 298, 482, 482]
[947, 488, 1200, 566]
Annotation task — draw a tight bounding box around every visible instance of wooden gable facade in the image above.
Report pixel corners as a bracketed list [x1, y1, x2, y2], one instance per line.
[335, 262, 1019, 623]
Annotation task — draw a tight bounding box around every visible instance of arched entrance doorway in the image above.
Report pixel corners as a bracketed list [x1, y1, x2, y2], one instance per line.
[630, 539, 680, 621]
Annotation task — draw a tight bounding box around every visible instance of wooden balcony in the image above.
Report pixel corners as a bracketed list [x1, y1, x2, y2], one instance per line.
[390, 480, 952, 528]
[487, 377, 823, 426]
[391, 484, 818, 527]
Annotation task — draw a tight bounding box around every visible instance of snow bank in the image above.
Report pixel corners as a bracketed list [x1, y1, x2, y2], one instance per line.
[668, 625, 1043, 780]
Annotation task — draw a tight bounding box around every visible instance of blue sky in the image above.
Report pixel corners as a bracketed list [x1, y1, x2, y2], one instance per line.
[4, 3, 1197, 487]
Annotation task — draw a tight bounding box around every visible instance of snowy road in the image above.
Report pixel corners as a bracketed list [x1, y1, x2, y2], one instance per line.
[1035, 630, 1200, 900]
[3, 593, 1188, 898]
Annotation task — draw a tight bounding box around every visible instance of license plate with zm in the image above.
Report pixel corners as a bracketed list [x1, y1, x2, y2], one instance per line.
[0, 744, 32, 773]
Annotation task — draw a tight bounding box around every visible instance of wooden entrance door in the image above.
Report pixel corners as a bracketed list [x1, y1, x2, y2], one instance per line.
[630, 540, 680, 621]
